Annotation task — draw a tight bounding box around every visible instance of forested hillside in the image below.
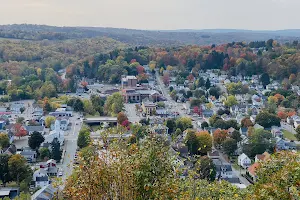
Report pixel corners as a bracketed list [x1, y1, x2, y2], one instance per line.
[0, 24, 299, 46]
[0, 26, 300, 103]
[67, 40, 300, 85]
[0, 37, 125, 100]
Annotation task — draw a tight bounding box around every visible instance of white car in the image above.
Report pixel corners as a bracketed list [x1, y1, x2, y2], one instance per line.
[58, 171, 63, 176]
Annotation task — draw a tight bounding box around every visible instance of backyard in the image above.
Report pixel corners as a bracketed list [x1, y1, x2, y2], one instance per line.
[283, 130, 297, 141]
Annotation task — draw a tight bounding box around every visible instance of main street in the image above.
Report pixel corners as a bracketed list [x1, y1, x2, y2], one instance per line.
[155, 71, 198, 128]
[155, 71, 186, 117]
[58, 112, 82, 181]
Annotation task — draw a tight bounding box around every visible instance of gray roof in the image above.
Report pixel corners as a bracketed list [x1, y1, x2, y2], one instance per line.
[20, 150, 36, 156]
[25, 126, 44, 132]
[222, 177, 241, 183]
[36, 176, 49, 182]
[31, 185, 56, 200]
[215, 164, 233, 172]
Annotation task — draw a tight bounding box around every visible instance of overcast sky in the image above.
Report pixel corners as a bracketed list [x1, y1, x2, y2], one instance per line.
[0, 0, 299, 30]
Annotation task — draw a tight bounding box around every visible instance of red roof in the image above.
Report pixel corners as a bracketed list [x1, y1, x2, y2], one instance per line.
[248, 162, 260, 176]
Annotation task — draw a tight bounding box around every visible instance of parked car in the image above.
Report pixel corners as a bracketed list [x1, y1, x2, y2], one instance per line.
[58, 171, 63, 176]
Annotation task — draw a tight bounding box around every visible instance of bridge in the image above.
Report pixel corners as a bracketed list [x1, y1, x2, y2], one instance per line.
[84, 117, 118, 124]
[90, 133, 132, 139]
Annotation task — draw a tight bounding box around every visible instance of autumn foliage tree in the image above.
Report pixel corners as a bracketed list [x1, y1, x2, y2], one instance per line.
[162, 72, 170, 86]
[213, 129, 228, 149]
[277, 111, 287, 120]
[241, 117, 253, 127]
[64, 135, 180, 200]
[117, 112, 128, 125]
[13, 124, 27, 138]
[196, 131, 213, 155]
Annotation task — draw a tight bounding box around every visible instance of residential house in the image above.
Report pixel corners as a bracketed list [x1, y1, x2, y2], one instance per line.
[25, 125, 45, 135]
[287, 115, 300, 125]
[202, 109, 214, 118]
[31, 184, 56, 200]
[250, 115, 257, 123]
[294, 120, 300, 129]
[156, 109, 169, 118]
[142, 100, 157, 116]
[227, 127, 236, 135]
[40, 159, 58, 176]
[207, 150, 220, 160]
[0, 144, 17, 155]
[239, 127, 248, 136]
[32, 105, 44, 120]
[213, 159, 233, 179]
[247, 162, 260, 182]
[237, 135, 249, 154]
[3, 130, 14, 144]
[76, 85, 85, 94]
[6, 123, 28, 138]
[172, 143, 188, 158]
[253, 123, 264, 130]
[252, 95, 263, 106]
[56, 117, 69, 131]
[150, 124, 169, 135]
[19, 147, 37, 163]
[275, 137, 288, 151]
[286, 141, 297, 150]
[0, 187, 19, 199]
[32, 169, 50, 188]
[255, 152, 271, 162]
[231, 104, 248, 115]
[271, 126, 283, 138]
[238, 153, 251, 169]
[43, 120, 64, 146]
[0, 120, 5, 130]
[249, 106, 259, 115]
[0, 107, 7, 112]
[222, 177, 241, 184]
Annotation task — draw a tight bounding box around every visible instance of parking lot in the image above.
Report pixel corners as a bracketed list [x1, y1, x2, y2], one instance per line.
[125, 103, 141, 123]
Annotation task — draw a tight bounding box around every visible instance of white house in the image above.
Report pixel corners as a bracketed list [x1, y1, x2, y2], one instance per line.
[40, 159, 58, 176]
[32, 169, 49, 188]
[238, 153, 251, 169]
[43, 120, 64, 146]
[294, 120, 300, 129]
[55, 118, 69, 131]
[213, 159, 233, 179]
[251, 95, 263, 106]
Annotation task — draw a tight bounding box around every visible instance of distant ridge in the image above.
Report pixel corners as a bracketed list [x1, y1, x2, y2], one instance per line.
[0, 24, 299, 46]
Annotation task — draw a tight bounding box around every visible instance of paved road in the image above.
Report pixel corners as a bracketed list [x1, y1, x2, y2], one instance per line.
[58, 113, 82, 181]
[155, 72, 194, 125]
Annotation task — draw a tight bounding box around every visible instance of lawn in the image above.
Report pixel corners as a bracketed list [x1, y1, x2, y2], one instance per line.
[283, 130, 297, 141]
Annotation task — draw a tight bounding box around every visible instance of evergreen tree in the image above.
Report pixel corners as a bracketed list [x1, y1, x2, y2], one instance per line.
[28, 131, 45, 150]
[51, 138, 62, 162]
[205, 78, 211, 89]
